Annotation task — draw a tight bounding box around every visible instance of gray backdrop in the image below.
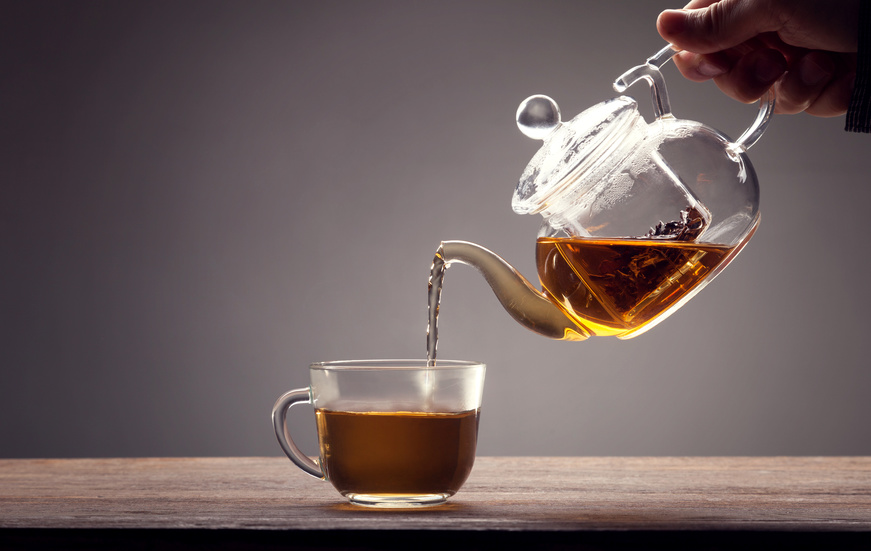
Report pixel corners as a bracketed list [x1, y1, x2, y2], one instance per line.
[2, 0, 869, 459]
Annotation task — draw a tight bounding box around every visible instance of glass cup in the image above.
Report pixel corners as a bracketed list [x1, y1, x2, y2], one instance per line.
[272, 359, 486, 508]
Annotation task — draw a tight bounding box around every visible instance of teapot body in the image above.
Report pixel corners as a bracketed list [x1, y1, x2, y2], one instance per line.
[532, 116, 761, 339]
[512, 45, 769, 339]
[435, 45, 771, 342]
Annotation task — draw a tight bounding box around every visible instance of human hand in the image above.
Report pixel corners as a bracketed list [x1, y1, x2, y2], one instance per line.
[657, 0, 859, 116]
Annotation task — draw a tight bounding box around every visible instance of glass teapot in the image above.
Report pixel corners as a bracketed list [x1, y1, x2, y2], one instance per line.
[433, 45, 773, 341]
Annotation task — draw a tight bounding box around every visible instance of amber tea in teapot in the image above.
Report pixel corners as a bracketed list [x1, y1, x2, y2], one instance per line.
[536, 236, 734, 337]
[535, 203, 743, 337]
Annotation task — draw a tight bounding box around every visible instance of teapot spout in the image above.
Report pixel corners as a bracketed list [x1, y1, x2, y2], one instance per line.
[433, 241, 589, 341]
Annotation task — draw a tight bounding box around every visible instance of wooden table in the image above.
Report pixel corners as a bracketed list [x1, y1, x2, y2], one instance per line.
[1, 457, 870, 549]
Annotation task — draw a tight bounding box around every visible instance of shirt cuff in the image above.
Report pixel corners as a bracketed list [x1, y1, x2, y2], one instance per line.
[846, 0, 871, 132]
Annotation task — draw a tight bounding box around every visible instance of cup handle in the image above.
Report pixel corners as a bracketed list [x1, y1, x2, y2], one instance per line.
[272, 388, 324, 479]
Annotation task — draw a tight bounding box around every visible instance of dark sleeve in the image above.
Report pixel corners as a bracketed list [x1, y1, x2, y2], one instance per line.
[846, 0, 871, 132]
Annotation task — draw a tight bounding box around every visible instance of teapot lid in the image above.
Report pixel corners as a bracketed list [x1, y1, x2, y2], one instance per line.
[513, 95, 641, 215]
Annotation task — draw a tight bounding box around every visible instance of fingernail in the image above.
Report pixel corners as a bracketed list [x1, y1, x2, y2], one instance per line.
[799, 56, 832, 86]
[697, 58, 726, 77]
[754, 55, 786, 84]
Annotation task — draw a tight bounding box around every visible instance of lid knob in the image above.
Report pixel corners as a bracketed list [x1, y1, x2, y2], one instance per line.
[516, 95, 561, 140]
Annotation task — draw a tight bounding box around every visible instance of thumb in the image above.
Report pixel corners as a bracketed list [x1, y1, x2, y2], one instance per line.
[657, 0, 785, 53]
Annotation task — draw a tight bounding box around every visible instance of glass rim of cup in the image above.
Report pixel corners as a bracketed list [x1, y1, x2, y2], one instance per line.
[310, 359, 485, 371]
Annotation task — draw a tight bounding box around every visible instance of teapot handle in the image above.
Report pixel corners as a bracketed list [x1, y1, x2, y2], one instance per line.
[613, 44, 775, 152]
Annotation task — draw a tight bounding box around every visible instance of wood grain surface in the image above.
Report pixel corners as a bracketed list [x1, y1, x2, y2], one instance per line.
[2, 456, 870, 533]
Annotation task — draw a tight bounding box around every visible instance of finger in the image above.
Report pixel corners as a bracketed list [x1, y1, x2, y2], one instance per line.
[671, 50, 729, 81]
[805, 63, 856, 117]
[681, 0, 721, 9]
[670, 33, 778, 82]
[773, 51, 836, 114]
[711, 47, 787, 103]
[658, 0, 786, 54]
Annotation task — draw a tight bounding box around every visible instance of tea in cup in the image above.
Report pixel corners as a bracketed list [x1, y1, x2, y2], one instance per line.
[272, 359, 486, 507]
